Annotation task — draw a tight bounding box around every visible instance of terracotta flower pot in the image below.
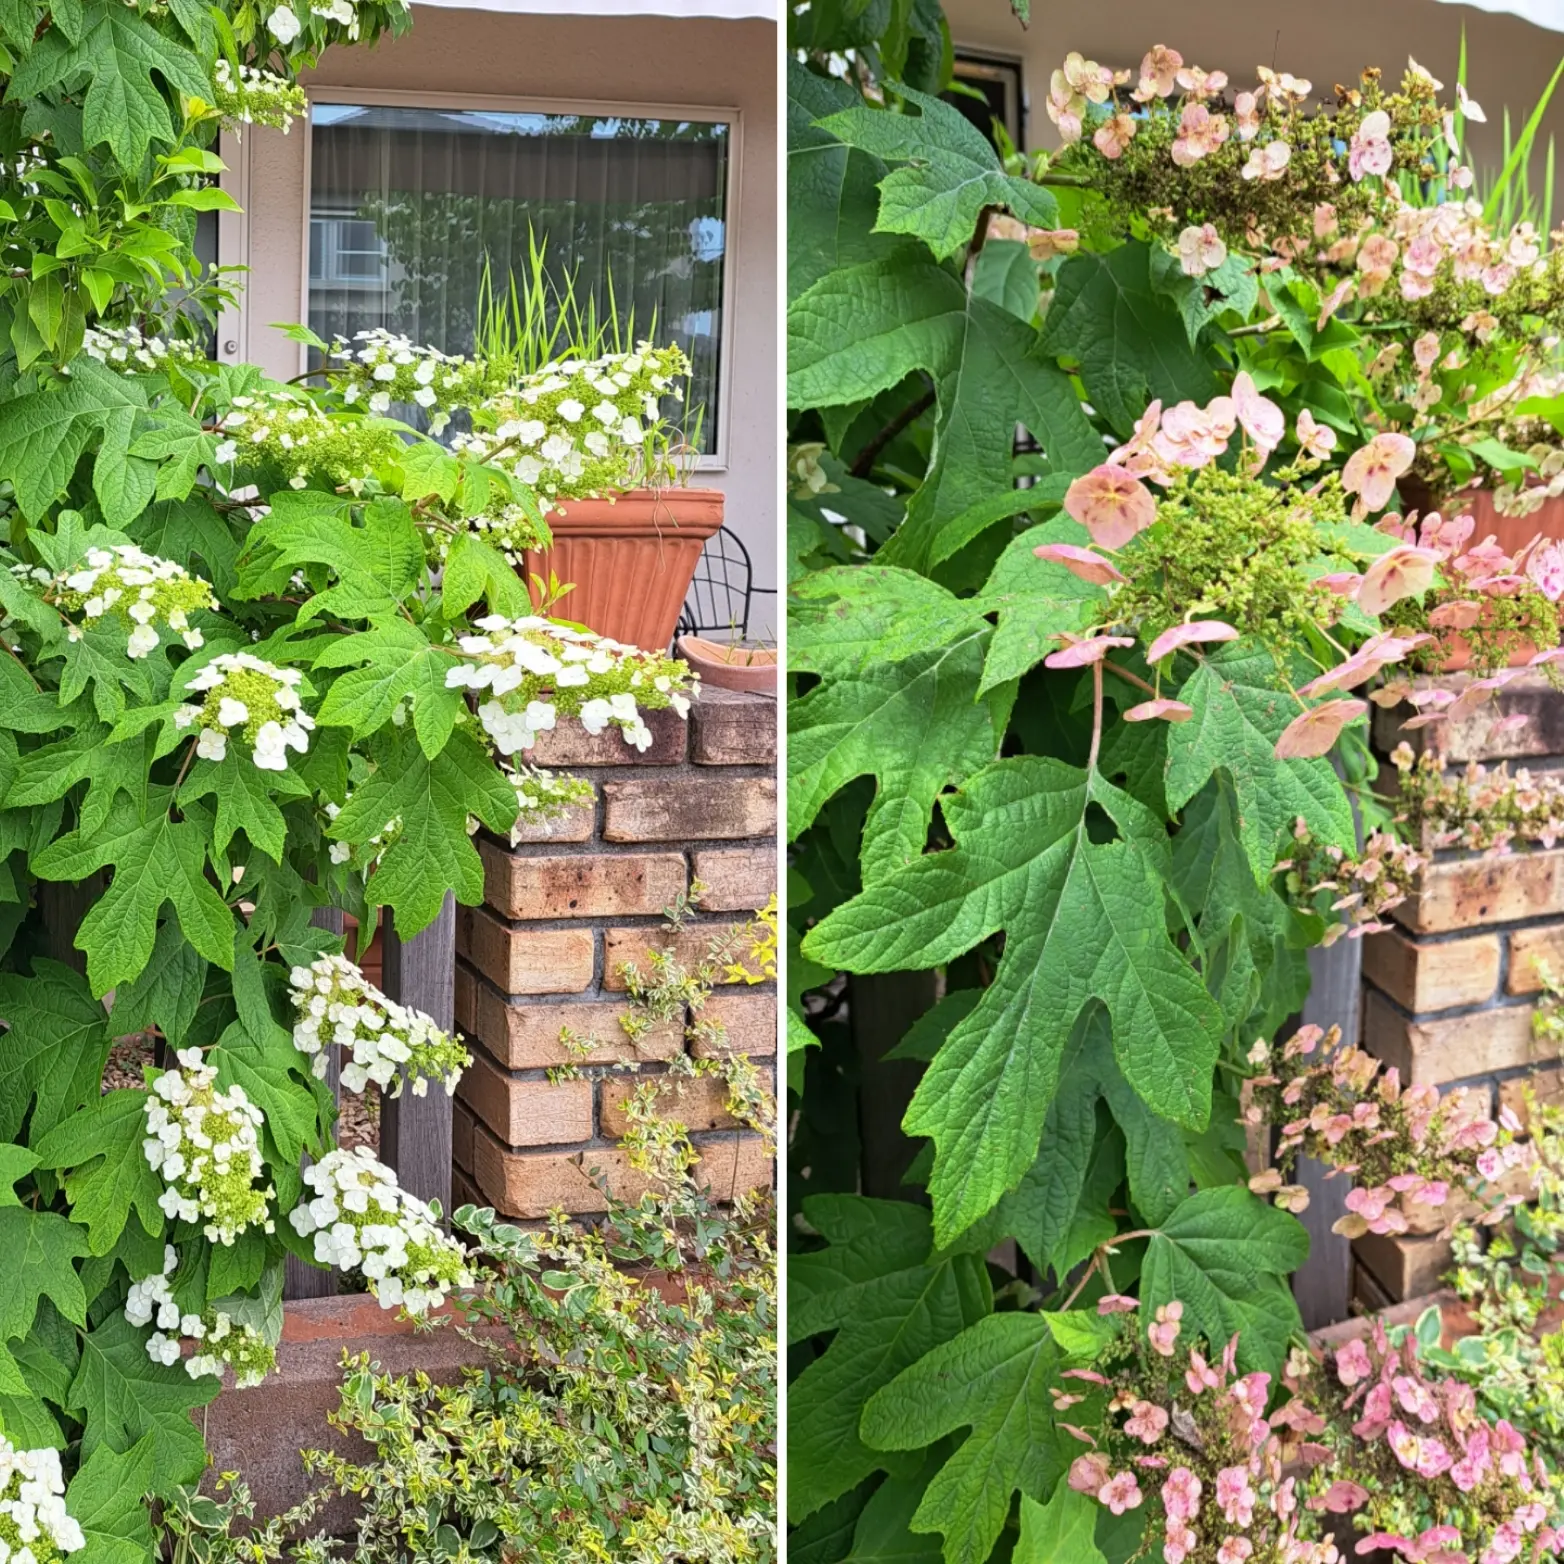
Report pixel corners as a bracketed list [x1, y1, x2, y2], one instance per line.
[1458, 485, 1564, 561]
[521, 487, 725, 651]
[676, 634, 777, 694]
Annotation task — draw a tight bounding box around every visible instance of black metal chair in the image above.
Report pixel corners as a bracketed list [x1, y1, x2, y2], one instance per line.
[678, 524, 777, 642]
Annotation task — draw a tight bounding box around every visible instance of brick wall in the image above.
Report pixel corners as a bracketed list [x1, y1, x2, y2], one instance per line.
[1355, 675, 1564, 1306]
[451, 688, 778, 1221]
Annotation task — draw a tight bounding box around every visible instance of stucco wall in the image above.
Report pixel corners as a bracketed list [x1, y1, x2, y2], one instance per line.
[222, 6, 777, 600]
[944, 0, 1564, 185]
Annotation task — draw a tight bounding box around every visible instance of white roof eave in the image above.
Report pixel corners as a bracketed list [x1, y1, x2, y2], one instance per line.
[1433, 0, 1564, 34]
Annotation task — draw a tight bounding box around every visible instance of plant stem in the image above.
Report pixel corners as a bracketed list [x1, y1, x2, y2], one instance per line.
[1102, 659, 1156, 697]
[849, 385, 936, 479]
[1087, 658, 1105, 772]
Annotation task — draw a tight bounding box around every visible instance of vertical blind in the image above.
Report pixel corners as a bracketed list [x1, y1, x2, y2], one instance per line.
[308, 104, 729, 448]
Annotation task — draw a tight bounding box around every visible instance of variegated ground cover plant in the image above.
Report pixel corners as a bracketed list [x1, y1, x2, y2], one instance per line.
[786, 8, 1564, 1564]
[0, 0, 709, 1554]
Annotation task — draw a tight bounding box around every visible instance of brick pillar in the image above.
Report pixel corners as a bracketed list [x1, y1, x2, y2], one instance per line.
[452, 688, 778, 1220]
[1355, 675, 1564, 1306]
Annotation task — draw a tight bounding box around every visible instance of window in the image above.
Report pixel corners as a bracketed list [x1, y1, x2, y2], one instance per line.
[307, 101, 731, 452]
[945, 54, 1023, 151]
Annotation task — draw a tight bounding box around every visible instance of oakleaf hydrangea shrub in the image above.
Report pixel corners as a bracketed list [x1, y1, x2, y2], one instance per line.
[787, 14, 1564, 1564]
[175, 652, 315, 769]
[0, 1442, 86, 1564]
[125, 1247, 276, 1388]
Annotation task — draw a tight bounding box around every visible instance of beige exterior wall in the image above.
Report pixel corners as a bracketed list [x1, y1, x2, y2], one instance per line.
[220, 6, 778, 597]
[943, 0, 1564, 184]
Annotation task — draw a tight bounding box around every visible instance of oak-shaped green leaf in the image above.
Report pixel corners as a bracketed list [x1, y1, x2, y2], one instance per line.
[859, 1313, 1077, 1564]
[805, 757, 1223, 1244]
[330, 728, 517, 934]
[178, 747, 311, 862]
[33, 1089, 164, 1256]
[0, 1203, 88, 1350]
[68, 1312, 217, 1495]
[971, 520, 1102, 692]
[31, 789, 234, 994]
[788, 1196, 989, 1524]
[314, 624, 462, 759]
[818, 84, 1059, 262]
[1138, 1186, 1309, 1374]
[1166, 644, 1356, 882]
[0, 958, 114, 1142]
[787, 59, 900, 302]
[789, 629, 1004, 883]
[1014, 1486, 1106, 1564]
[790, 567, 990, 675]
[65, 1435, 157, 1564]
[1039, 242, 1217, 437]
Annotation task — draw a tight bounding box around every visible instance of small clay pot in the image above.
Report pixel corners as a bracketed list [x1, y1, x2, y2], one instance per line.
[676, 634, 777, 693]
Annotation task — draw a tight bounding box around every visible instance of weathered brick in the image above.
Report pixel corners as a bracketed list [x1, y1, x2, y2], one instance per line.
[525, 706, 687, 766]
[1499, 1067, 1564, 1128]
[479, 840, 686, 920]
[693, 991, 778, 1059]
[1509, 922, 1564, 994]
[1360, 928, 1500, 1012]
[690, 687, 777, 765]
[458, 1053, 594, 1147]
[603, 924, 744, 991]
[1355, 1229, 1454, 1302]
[603, 775, 776, 843]
[1392, 848, 1564, 934]
[505, 802, 595, 845]
[692, 848, 775, 912]
[1376, 673, 1564, 765]
[456, 904, 594, 995]
[600, 1072, 742, 1137]
[456, 966, 682, 1067]
[451, 1164, 483, 1214]
[1361, 986, 1537, 1084]
[471, 1130, 770, 1219]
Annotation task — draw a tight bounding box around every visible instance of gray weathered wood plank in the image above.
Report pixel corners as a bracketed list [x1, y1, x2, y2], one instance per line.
[381, 894, 455, 1216]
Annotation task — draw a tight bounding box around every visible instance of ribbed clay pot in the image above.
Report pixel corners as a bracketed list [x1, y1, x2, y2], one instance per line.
[676, 634, 777, 694]
[1458, 485, 1564, 559]
[522, 487, 725, 651]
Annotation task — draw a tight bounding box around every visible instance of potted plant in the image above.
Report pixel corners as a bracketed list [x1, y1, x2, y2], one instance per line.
[676, 632, 778, 693]
[319, 253, 722, 651]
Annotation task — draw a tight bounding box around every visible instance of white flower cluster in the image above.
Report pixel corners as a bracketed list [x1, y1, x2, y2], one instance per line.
[287, 954, 470, 1097]
[451, 343, 691, 508]
[175, 652, 314, 771]
[445, 615, 697, 756]
[508, 764, 594, 844]
[82, 324, 207, 373]
[16, 544, 215, 659]
[0, 1438, 84, 1564]
[443, 501, 553, 567]
[328, 329, 488, 432]
[211, 386, 406, 490]
[125, 1247, 275, 1388]
[143, 1049, 275, 1245]
[210, 58, 307, 133]
[289, 1147, 472, 1314]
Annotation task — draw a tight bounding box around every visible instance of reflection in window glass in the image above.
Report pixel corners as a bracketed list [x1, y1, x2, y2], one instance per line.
[308, 105, 728, 449]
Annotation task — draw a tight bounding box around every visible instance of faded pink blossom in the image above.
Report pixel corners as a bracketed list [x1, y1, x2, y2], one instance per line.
[1357, 545, 1442, 617]
[1067, 1452, 1110, 1494]
[1123, 1399, 1168, 1445]
[1320, 1479, 1369, 1512]
[1125, 698, 1194, 723]
[1241, 140, 1291, 181]
[1335, 1337, 1372, 1387]
[1316, 276, 1356, 329]
[1176, 63, 1227, 97]
[1144, 620, 1240, 663]
[1428, 599, 1483, 630]
[1044, 634, 1135, 669]
[1027, 228, 1081, 261]
[1413, 331, 1442, 375]
[1349, 109, 1394, 181]
[1528, 540, 1564, 601]
[1296, 409, 1337, 459]
[1215, 1465, 1255, 1526]
[1094, 113, 1137, 160]
[1171, 103, 1230, 166]
[1232, 371, 1284, 453]
[1137, 44, 1182, 98]
[1033, 541, 1125, 585]
[1177, 223, 1227, 278]
[1063, 464, 1157, 548]
[1161, 1466, 1202, 1522]
[1097, 1471, 1142, 1515]
[1234, 90, 1260, 139]
[1096, 1294, 1139, 1314]
[1217, 1540, 1252, 1564]
[1275, 699, 1368, 760]
[1148, 1301, 1182, 1357]
[1342, 432, 1416, 514]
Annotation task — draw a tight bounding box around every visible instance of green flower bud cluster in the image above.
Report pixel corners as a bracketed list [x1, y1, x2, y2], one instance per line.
[175, 652, 314, 771]
[210, 387, 407, 491]
[208, 59, 308, 133]
[507, 764, 594, 844]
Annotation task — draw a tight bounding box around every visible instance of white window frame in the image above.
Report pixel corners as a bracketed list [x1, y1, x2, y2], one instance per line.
[298, 85, 742, 471]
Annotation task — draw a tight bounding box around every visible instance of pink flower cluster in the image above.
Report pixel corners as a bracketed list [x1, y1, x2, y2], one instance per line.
[1064, 1299, 1559, 1564]
[1244, 1023, 1528, 1240]
[1390, 743, 1564, 855]
[1277, 816, 1425, 943]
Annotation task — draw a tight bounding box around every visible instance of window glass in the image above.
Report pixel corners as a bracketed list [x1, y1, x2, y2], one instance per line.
[308, 104, 729, 449]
